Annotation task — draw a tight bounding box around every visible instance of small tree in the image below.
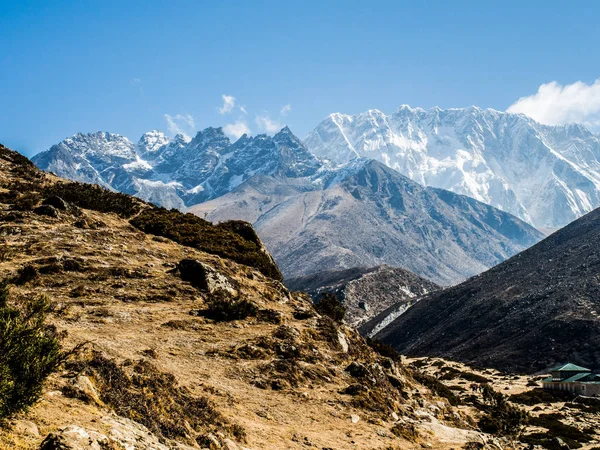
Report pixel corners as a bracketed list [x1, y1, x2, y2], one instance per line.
[315, 293, 346, 323]
[0, 280, 65, 418]
[479, 384, 529, 436]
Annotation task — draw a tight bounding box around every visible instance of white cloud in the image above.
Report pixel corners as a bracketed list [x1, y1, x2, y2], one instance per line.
[223, 120, 250, 139]
[507, 79, 600, 130]
[239, 105, 248, 115]
[280, 104, 292, 116]
[218, 95, 236, 115]
[164, 113, 195, 139]
[255, 115, 282, 134]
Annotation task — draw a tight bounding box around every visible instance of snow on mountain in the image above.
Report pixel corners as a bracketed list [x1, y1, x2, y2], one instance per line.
[32, 127, 321, 210]
[305, 106, 600, 229]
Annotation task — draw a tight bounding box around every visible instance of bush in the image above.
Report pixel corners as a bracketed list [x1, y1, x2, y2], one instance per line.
[64, 350, 237, 443]
[478, 384, 528, 436]
[45, 182, 141, 218]
[0, 281, 65, 418]
[391, 423, 419, 442]
[410, 370, 460, 406]
[366, 337, 403, 361]
[315, 293, 346, 323]
[130, 208, 282, 280]
[12, 265, 38, 285]
[203, 291, 258, 322]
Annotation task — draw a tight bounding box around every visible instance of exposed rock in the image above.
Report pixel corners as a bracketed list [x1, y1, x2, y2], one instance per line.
[39, 425, 112, 450]
[222, 439, 240, 450]
[34, 204, 60, 218]
[42, 196, 69, 211]
[102, 416, 173, 450]
[287, 265, 439, 327]
[63, 375, 102, 406]
[177, 259, 236, 295]
[13, 420, 40, 438]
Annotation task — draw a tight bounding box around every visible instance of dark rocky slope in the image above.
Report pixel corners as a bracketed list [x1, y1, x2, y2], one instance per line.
[376, 207, 600, 373]
[287, 265, 439, 327]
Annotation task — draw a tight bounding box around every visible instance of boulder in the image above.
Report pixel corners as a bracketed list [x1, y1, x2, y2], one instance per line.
[39, 425, 111, 450]
[63, 375, 102, 406]
[13, 420, 40, 438]
[42, 196, 69, 211]
[34, 205, 60, 218]
[177, 259, 236, 295]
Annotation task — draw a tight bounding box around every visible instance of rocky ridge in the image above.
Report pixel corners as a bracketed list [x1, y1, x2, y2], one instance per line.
[195, 159, 543, 284]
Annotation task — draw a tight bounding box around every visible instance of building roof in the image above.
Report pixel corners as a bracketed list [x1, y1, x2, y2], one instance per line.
[549, 363, 591, 372]
[562, 373, 594, 383]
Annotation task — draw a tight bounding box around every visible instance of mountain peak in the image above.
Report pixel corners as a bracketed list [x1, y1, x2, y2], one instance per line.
[305, 106, 600, 229]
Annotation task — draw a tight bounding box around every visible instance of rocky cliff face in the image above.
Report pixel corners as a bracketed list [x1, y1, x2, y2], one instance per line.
[306, 106, 600, 229]
[32, 127, 321, 211]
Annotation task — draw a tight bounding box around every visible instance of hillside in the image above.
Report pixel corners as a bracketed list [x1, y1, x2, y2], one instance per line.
[196, 159, 543, 285]
[0, 144, 497, 449]
[306, 106, 600, 229]
[286, 265, 439, 327]
[375, 204, 600, 373]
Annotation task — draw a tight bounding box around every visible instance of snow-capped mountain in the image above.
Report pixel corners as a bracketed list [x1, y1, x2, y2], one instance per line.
[305, 106, 600, 229]
[33, 126, 321, 210]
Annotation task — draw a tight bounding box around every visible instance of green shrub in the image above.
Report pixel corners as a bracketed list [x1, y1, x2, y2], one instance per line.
[478, 384, 528, 436]
[203, 291, 258, 322]
[130, 208, 282, 280]
[45, 182, 141, 218]
[315, 293, 346, 323]
[0, 281, 65, 418]
[410, 370, 460, 406]
[366, 337, 403, 361]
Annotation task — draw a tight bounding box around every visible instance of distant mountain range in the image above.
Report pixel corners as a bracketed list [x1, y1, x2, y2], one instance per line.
[373, 206, 600, 373]
[33, 124, 543, 284]
[306, 106, 600, 230]
[32, 127, 320, 210]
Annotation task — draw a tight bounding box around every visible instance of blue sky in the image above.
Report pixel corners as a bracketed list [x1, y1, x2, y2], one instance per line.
[1, 0, 599, 156]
